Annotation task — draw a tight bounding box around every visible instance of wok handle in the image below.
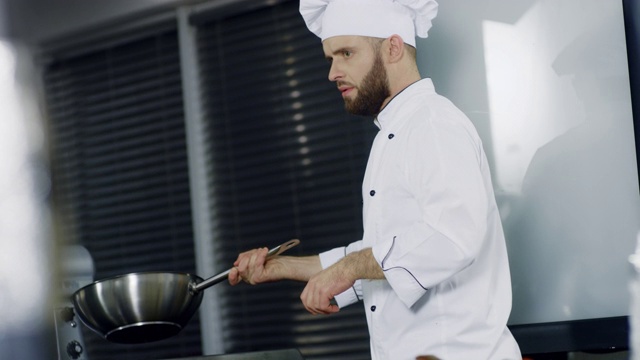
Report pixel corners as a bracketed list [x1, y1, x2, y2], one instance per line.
[191, 239, 300, 293]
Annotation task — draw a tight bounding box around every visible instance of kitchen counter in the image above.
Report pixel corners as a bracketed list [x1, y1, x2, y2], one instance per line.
[161, 349, 304, 360]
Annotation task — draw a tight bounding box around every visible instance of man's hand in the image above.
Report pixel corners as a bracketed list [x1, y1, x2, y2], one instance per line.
[229, 246, 383, 316]
[229, 247, 273, 285]
[300, 261, 354, 315]
[228, 248, 322, 286]
[300, 248, 384, 315]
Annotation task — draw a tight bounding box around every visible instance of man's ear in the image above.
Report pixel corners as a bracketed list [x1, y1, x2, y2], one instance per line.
[386, 34, 405, 63]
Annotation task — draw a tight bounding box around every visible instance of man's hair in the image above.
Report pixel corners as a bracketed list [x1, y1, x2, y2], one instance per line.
[367, 37, 417, 61]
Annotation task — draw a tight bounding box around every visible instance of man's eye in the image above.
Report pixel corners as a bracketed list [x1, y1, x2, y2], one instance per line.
[343, 51, 352, 57]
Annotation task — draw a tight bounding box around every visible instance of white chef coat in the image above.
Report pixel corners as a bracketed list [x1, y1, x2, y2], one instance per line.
[319, 79, 521, 360]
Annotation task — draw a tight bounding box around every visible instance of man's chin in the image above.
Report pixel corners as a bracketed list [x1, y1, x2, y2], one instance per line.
[343, 101, 358, 115]
[343, 99, 354, 111]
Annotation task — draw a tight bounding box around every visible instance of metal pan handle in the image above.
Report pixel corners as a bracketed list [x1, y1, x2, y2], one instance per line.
[191, 239, 300, 293]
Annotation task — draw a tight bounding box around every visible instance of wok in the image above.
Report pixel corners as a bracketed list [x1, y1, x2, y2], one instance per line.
[72, 239, 300, 344]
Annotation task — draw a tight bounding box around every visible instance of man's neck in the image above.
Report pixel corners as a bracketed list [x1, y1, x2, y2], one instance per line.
[380, 70, 422, 110]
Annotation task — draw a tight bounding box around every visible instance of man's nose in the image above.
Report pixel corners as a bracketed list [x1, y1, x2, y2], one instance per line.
[328, 62, 343, 82]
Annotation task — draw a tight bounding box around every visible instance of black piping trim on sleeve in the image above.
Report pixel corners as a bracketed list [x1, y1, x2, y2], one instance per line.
[381, 236, 429, 291]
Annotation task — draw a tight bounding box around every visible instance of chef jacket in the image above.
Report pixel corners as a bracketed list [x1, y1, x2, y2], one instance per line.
[319, 79, 521, 360]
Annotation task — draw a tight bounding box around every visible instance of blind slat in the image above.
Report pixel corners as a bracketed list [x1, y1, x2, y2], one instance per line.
[45, 27, 201, 360]
[196, 1, 373, 358]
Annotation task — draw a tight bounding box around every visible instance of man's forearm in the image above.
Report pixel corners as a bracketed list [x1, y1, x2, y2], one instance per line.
[271, 248, 384, 284]
[338, 248, 385, 280]
[269, 255, 323, 282]
[298, 248, 385, 315]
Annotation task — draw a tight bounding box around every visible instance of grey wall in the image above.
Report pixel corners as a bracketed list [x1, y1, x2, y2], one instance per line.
[7, 0, 180, 44]
[418, 0, 640, 325]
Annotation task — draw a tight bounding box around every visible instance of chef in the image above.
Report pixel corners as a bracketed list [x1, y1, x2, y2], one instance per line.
[229, 0, 522, 359]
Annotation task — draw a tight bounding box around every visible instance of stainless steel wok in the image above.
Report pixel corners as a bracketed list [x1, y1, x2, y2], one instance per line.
[72, 239, 299, 344]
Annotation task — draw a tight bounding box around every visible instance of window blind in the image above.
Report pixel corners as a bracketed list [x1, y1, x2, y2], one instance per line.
[194, 1, 376, 358]
[44, 23, 202, 360]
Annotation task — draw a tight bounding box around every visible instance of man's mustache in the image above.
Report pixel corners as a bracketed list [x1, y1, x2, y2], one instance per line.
[337, 81, 355, 88]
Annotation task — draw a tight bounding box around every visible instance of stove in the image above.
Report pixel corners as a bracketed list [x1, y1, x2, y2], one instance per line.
[54, 246, 94, 360]
[52, 248, 303, 360]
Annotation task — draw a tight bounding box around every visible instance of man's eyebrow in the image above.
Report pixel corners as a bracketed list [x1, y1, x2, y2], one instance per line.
[325, 47, 354, 61]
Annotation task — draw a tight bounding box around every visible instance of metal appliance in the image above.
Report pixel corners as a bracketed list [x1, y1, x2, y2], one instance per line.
[55, 246, 95, 360]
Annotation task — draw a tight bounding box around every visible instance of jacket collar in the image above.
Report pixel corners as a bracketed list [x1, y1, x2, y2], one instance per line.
[374, 78, 436, 130]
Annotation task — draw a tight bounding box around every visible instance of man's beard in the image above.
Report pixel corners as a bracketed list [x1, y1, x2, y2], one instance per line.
[342, 53, 390, 117]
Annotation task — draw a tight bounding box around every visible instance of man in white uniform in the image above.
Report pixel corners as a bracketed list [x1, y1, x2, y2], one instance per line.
[229, 0, 522, 359]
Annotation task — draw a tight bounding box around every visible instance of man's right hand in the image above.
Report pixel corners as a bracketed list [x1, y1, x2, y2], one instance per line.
[228, 248, 323, 286]
[228, 247, 272, 285]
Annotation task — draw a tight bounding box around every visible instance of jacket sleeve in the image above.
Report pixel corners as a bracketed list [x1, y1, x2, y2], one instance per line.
[319, 240, 364, 308]
[371, 109, 490, 308]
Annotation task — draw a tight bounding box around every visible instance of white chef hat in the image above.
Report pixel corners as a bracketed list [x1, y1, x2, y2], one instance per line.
[299, 0, 439, 47]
